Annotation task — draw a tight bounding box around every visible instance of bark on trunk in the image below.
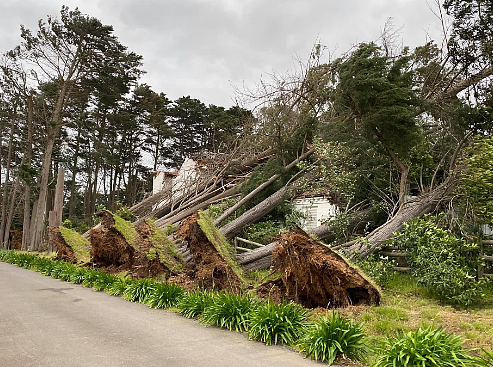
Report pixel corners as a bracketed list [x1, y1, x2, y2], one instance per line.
[347, 177, 457, 258]
[3, 178, 20, 249]
[30, 128, 60, 250]
[215, 149, 315, 226]
[219, 183, 297, 240]
[22, 95, 34, 251]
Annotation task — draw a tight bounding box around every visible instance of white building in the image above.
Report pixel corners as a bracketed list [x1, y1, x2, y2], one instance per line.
[152, 158, 202, 201]
[293, 196, 339, 230]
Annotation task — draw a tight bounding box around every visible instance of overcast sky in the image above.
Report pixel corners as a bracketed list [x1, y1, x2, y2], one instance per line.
[0, 0, 445, 108]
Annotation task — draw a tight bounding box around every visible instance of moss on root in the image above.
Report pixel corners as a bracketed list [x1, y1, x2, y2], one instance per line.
[146, 219, 183, 273]
[59, 226, 91, 263]
[197, 211, 246, 285]
[111, 212, 140, 251]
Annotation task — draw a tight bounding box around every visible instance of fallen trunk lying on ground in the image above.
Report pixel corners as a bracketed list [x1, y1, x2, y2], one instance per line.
[272, 228, 380, 308]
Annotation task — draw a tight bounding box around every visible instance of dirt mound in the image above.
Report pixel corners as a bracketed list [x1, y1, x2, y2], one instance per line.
[273, 228, 380, 308]
[176, 214, 242, 292]
[50, 227, 74, 262]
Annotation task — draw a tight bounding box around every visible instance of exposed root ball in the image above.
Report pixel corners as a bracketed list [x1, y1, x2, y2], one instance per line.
[50, 227, 76, 262]
[273, 228, 380, 308]
[90, 211, 134, 268]
[177, 214, 241, 292]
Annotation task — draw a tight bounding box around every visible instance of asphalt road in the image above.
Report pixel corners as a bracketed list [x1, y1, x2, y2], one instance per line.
[0, 262, 321, 367]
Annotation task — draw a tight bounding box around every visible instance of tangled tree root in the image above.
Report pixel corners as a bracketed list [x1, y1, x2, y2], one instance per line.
[88, 210, 183, 277]
[273, 228, 381, 308]
[176, 214, 242, 292]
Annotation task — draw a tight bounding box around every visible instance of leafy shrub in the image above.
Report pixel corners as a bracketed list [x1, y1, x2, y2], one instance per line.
[123, 278, 155, 303]
[92, 272, 117, 291]
[374, 326, 482, 367]
[70, 267, 87, 284]
[248, 300, 308, 345]
[351, 253, 395, 287]
[243, 220, 280, 245]
[51, 262, 72, 279]
[200, 292, 257, 332]
[81, 268, 107, 288]
[390, 217, 485, 306]
[148, 283, 184, 309]
[177, 289, 215, 318]
[107, 277, 133, 296]
[299, 312, 366, 365]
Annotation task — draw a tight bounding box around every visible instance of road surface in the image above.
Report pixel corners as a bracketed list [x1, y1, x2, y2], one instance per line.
[0, 262, 321, 367]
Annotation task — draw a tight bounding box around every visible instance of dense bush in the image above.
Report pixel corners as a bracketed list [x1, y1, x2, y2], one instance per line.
[351, 252, 395, 287]
[374, 326, 484, 367]
[148, 283, 184, 309]
[299, 312, 366, 365]
[390, 217, 487, 306]
[177, 289, 215, 318]
[248, 300, 308, 345]
[200, 292, 257, 332]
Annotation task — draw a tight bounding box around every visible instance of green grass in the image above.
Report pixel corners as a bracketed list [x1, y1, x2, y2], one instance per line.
[123, 278, 156, 303]
[111, 211, 140, 250]
[146, 218, 183, 272]
[248, 300, 308, 345]
[200, 291, 258, 332]
[177, 289, 216, 318]
[197, 211, 247, 284]
[299, 312, 367, 365]
[148, 283, 184, 309]
[59, 226, 91, 263]
[373, 326, 484, 367]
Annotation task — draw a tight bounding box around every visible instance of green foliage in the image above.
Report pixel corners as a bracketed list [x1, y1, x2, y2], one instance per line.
[123, 278, 155, 303]
[460, 136, 493, 225]
[92, 272, 117, 291]
[374, 326, 483, 367]
[115, 203, 136, 222]
[351, 253, 396, 287]
[107, 277, 134, 296]
[299, 312, 367, 365]
[81, 268, 107, 288]
[70, 267, 87, 284]
[248, 300, 308, 345]
[390, 217, 486, 306]
[200, 292, 258, 332]
[197, 211, 246, 284]
[59, 226, 91, 263]
[148, 283, 184, 309]
[243, 220, 280, 245]
[177, 289, 215, 318]
[146, 248, 157, 261]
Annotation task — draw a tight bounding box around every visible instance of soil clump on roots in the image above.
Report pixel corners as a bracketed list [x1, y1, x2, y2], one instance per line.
[89, 210, 183, 277]
[176, 214, 242, 292]
[272, 228, 381, 308]
[90, 211, 134, 269]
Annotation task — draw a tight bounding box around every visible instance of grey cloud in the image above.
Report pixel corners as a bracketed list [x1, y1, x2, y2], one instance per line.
[1, 0, 443, 107]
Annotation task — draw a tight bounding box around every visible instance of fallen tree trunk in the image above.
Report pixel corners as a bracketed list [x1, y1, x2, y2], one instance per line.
[155, 184, 241, 228]
[128, 148, 274, 219]
[272, 228, 380, 308]
[214, 148, 315, 226]
[346, 177, 457, 258]
[219, 183, 298, 239]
